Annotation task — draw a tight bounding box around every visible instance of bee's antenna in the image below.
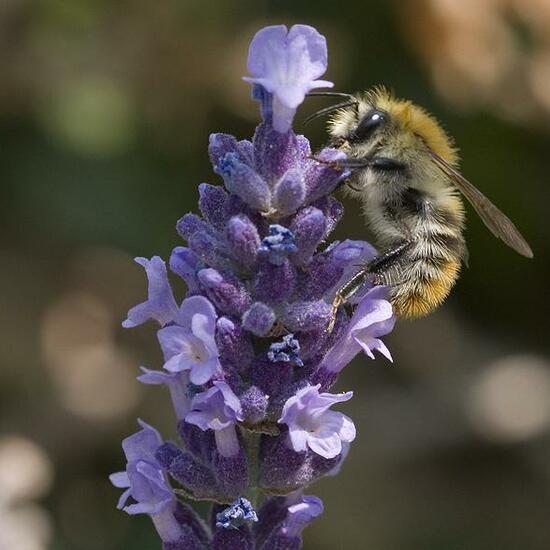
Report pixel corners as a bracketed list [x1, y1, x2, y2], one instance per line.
[306, 91, 357, 101]
[303, 100, 359, 126]
[304, 91, 359, 126]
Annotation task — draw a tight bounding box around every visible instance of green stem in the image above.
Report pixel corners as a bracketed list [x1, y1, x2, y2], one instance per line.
[242, 429, 262, 508]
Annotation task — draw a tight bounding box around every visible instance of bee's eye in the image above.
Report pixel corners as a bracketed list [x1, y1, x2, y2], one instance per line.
[349, 110, 386, 142]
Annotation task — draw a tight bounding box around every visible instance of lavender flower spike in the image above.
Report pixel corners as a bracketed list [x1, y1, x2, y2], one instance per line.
[279, 385, 356, 459]
[244, 25, 333, 133]
[114, 22, 397, 549]
[185, 381, 244, 458]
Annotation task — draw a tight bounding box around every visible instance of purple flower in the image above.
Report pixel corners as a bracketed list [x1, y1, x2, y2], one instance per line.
[282, 493, 324, 537]
[259, 224, 298, 266]
[243, 25, 333, 133]
[256, 492, 323, 548]
[212, 525, 254, 549]
[109, 420, 181, 543]
[259, 431, 341, 494]
[297, 239, 375, 302]
[282, 299, 332, 333]
[169, 247, 201, 294]
[123, 257, 178, 328]
[254, 259, 296, 305]
[216, 497, 258, 530]
[279, 385, 356, 459]
[185, 381, 243, 458]
[157, 296, 221, 385]
[318, 286, 395, 374]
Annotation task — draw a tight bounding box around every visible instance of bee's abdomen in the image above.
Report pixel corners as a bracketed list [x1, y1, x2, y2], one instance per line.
[390, 229, 465, 318]
[374, 191, 466, 318]
[391, 257, 461, 318]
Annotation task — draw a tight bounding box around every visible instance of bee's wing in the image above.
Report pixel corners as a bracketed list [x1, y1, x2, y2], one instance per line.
[431, 152, 533, 258]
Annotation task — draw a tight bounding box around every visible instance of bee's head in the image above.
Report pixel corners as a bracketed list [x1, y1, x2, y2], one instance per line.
[328, 87, 458, 183]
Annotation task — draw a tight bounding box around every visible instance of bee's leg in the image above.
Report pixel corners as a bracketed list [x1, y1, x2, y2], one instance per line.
[307, 156, 372, 170]
[365, 240, 411, 273]
[328, 268, 370, 332]
[327, 240, 412, 333]
[306, 157, 362, 194]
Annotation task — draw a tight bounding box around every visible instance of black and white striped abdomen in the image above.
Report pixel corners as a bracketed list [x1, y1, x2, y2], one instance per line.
[381, 189, 467, 317]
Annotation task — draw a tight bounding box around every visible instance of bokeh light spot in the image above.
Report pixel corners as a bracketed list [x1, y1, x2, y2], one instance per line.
[40, 76, 136, 157]
[0, 437, 53, 504]
[466, 354, 550, 443]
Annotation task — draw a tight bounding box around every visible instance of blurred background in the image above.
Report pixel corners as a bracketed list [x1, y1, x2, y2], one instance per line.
[1, 1, 549, 548]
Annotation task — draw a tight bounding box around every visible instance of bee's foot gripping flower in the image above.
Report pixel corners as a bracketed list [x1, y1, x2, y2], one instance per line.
[111, 24, 395, 549]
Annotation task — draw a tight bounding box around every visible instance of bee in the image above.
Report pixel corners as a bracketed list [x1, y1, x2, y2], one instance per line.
[306, 87, 533, 327]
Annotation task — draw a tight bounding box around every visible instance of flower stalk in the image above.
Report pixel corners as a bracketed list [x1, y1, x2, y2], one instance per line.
[111, 24, 395, 549]
[243, 430, 262, 508]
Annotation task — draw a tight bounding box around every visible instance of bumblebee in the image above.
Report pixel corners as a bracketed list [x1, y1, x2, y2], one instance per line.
[307, 88, 533, 324]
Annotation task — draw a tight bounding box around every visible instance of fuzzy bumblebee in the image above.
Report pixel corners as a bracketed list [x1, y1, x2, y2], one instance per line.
[308, 87, 532, 321]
